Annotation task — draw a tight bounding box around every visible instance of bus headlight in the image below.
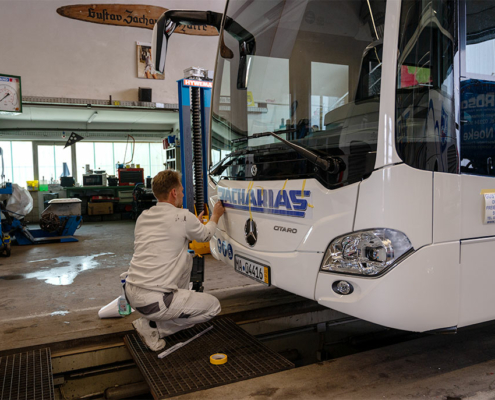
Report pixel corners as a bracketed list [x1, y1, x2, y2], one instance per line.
[320, 229, 413, 276]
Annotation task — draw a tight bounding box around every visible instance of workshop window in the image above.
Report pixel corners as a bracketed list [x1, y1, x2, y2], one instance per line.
[37, 144, 72, 184]
[13, 142, 34, 185]
[113, 142, 165, 178]
[77, 141, 165, 183]
[0, 141, 34, 186]
[0, 141, 13, 183]
[150, 143, 166, 177]
[76, 142, 95, 184]
[113, 142, 129, 168]
[94, 143, 114, 177]
[133, 143, 151, 176]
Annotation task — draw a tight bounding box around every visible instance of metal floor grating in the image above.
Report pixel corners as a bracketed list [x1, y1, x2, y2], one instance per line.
[0, 348, 55, 400]
[125, 318, 294, 399]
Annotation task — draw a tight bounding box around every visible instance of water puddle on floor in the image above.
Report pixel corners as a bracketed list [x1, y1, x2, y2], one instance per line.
[23, 253, 114, 285]
[51, 311, 70, 316]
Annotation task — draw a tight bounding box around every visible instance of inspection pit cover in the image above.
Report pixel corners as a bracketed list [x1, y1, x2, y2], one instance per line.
[0, 348, 55, 400]
[125, 318, 294, 399]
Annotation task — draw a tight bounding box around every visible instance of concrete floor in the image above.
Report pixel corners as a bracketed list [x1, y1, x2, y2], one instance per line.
[177, 320, 495, 400]
[5, 221, 495, 399]
[0, 220, 308, 353]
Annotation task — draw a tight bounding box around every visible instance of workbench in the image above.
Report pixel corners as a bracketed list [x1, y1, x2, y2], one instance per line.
[64, 186, 135, 204]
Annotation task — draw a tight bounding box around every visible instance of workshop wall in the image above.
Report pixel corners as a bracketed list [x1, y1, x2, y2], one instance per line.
[0, 0, 226, 104]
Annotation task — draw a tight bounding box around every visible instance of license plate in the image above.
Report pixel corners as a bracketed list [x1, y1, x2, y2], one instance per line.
[234, 255, 270, 286]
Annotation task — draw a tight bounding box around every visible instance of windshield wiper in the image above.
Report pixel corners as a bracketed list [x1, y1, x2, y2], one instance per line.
[267, 131, 345, 174]
[210, 131, 345, 176]
[231, 128, 296, 144]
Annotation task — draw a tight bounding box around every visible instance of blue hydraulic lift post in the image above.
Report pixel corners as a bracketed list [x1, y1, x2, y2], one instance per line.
[177, 79, 212, 214]
[177, 79, 194, 213]
[200, 86, 211, 210]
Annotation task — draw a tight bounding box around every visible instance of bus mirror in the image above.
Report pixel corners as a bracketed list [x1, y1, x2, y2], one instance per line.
[223, 17, 256, 90]
[152, 10, 255, 89]
[152, 10, 223, 76]
[152, 14, 174, 75]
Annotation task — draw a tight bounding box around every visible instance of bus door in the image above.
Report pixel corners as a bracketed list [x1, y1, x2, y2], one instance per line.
[458, 0, 495, 327]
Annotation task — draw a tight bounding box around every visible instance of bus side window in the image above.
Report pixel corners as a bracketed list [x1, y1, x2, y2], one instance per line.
[460, 1, 495, 177]
[396, 0, 457, 174]
[460, 81, 495, 176]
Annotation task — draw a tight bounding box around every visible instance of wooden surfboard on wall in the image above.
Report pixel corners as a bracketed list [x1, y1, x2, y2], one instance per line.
[57, 4, 218, 36]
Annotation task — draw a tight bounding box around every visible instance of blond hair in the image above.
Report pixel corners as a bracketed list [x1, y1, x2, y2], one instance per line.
[152, 170, 182, 200]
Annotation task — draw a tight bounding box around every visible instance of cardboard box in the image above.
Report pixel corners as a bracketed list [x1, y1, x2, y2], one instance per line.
[88, 202, 113, 215]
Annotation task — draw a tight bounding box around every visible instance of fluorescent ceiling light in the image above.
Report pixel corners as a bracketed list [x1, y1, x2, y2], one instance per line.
[87, 111, 98, 124]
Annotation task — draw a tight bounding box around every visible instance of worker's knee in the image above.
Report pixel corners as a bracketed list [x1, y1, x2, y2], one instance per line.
[210, 296, 221, 317]
[188, 291, 221, 319]
[201, 293, 221, 318]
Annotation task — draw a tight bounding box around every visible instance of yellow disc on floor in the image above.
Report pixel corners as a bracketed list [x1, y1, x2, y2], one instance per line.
[210, 353, 227, 365]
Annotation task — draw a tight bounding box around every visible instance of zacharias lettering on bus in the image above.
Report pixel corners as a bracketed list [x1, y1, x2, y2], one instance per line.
[217, 187, 312, 218]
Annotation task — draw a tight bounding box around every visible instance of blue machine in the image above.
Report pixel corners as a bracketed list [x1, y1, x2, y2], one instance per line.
[1, 186, 81, 257]
[8, 213, 81, 246]
[0, 182, 12, 195]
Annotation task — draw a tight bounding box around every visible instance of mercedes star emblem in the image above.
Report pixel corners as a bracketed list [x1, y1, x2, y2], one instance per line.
[244, 218, 258, 247]
[251, 164, 258, 176]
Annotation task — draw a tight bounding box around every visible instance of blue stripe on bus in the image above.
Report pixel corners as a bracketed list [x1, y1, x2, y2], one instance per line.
[223, 203, 305, 217]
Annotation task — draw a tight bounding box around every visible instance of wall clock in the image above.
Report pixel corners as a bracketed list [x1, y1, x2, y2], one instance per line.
[0, 74, 22, 114]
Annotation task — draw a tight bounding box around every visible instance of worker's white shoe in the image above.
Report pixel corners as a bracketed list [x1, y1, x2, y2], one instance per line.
[132, 318, 166, 352]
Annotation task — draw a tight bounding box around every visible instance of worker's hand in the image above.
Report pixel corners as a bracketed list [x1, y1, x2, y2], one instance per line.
[211, 200, 225, 224]
[197, 211, 204, 222]
[213, 200, 225, 216]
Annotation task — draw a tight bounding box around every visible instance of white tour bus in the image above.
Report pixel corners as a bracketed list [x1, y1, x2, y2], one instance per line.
[154, 0, 495, 332]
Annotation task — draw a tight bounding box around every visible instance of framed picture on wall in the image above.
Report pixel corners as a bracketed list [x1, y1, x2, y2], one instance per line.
[137, 42, 164, 80]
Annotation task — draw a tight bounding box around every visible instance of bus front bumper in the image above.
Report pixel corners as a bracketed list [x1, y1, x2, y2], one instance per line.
[210, 230, 325, 301]
[315, 241, 460, 332]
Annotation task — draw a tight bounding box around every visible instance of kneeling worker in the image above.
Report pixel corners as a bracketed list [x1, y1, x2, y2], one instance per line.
[125, 170, 225, 351]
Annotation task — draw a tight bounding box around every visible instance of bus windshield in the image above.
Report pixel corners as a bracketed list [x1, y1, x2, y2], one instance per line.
[210, 0, 386, 189]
